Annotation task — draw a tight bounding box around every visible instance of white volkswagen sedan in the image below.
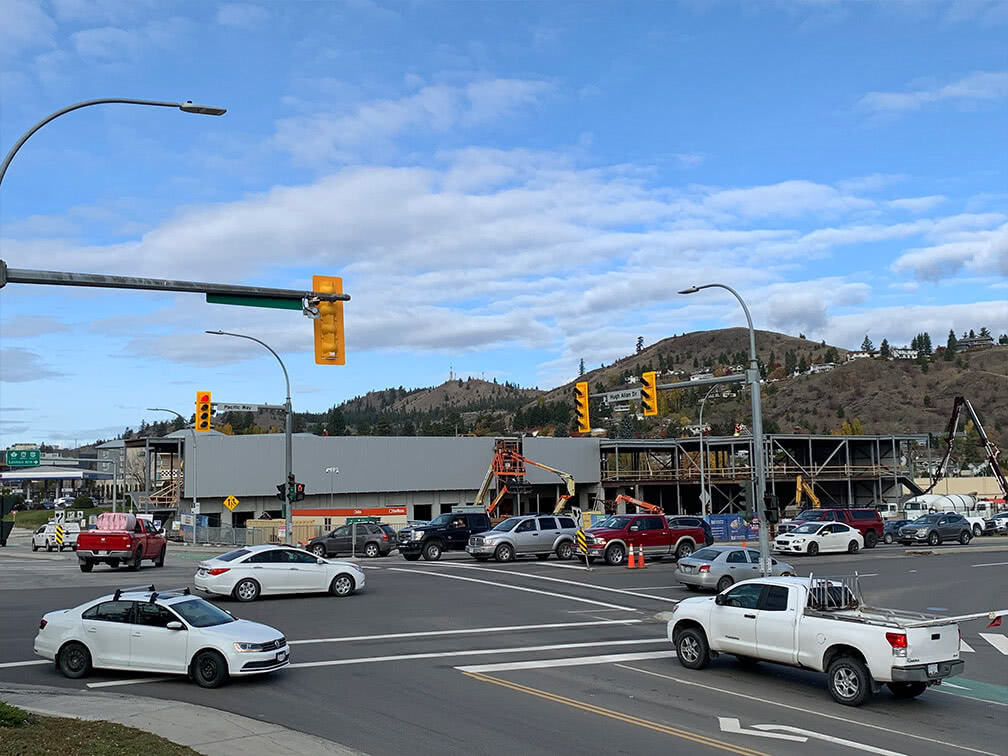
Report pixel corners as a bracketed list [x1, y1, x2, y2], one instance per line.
[34, 587, 289, 688]
[774, 522, 865, 556]
[194, 544, 366, 602]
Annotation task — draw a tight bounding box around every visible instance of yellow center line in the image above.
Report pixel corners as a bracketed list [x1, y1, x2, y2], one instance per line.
[462, 671, 772, 756]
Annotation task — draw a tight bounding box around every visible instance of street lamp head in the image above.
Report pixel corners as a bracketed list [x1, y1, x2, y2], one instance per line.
[178, 101, 227, 116]
[678, 286, 701, 295]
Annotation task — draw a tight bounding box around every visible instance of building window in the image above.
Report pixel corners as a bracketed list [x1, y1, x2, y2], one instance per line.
[324, 517, 332, 529]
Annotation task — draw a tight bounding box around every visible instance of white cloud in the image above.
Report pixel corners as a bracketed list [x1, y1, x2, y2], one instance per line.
[0, 0, 56, 58]
[888, 196, 946, 213]
[859, 70, 1008, 115]
[702, 180, 874, 218]
[70, 26, 140, 59]
[216, 3, 270, 27]
[891, 224, 1008, 280]
[0, 348, 65, 382]
[824, 301, 1008, 350]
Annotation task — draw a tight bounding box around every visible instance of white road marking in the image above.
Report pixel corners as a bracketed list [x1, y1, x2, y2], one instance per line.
[288, 619, 643, 645]
[387, 567, 637, 611]
[932, 688, 1008, 707]
[612, 585, 682, 591]
[86, 676, 173, 688]
[942, 681, 970, 689]
[978, 633, 1008, 655]
[533, 561, 593, 570]
[960, 640, 975, 653]
[972, 562, 1008, 568]
[289, 638, 667, 669]
[0, 660, 49, 669]
[617, 665, 1001, 756]
[752, 723, 908, 756]
[456, 650, 678, 673]
[718, 717, 807, 742]
[415, 562, 680, 603]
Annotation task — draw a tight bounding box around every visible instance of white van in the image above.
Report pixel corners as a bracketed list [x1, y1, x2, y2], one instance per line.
[31, 522, 80, 552]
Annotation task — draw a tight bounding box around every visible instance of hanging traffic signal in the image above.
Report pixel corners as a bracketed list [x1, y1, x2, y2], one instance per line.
[276, 484, 286, 501]
[574, 381, 591, 434]
[295, 483, 305, 501]
[195, 391, 212, 432]
[641, 371, 658, 416]
[313, 275, 345, 365]
[764, 492, 780, 524]
[286, 474, 297, 502]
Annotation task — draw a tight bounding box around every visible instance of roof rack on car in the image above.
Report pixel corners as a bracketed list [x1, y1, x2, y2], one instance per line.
[113, 584, 156, 601]
[148, 587, 191, 603]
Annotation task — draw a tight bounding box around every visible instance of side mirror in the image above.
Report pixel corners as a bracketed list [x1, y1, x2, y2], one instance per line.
[714, 594, 726, 606]
[317, 557, 325, 565]
[166, 621, 183, 630]
[629, 525, 640, 532]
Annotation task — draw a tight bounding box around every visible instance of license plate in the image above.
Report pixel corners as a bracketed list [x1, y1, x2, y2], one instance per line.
[682, 566, 694, 573]
[927, 663, 938, 676]
[277, 650, 288, 662]
[198, 569, 206, 576]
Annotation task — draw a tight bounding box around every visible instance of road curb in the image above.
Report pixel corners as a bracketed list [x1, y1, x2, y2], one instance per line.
[0, 682, 368, 756]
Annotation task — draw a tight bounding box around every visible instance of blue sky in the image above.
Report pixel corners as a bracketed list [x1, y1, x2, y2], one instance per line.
[1, 0, 1006, 448]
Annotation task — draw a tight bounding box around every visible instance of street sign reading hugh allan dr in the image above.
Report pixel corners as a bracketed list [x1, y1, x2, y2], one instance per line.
[602, 389, 642, 405]
[5, 449, 40, 466]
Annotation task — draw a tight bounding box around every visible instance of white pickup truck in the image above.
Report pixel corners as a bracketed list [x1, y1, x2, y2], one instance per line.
[666, 575, 1003, 706]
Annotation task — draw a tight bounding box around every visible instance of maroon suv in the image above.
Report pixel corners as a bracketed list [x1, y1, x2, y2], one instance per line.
[584, 514, 708, 566]
[779, 508, 884, 548]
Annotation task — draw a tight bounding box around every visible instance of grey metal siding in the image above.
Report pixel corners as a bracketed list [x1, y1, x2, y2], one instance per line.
[521, 437, 601, 484]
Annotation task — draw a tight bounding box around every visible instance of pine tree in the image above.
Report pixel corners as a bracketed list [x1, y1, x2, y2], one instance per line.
[578, 358, 585, 377]
[636, 336, 644, 353]
[861, 335, 874, 353]
[945, 329, 957, 359]
[979, 326, 991, 339]
[922, 332, 932, 355]
[879, 339, 891, 358]
[798, 355, 808, 373]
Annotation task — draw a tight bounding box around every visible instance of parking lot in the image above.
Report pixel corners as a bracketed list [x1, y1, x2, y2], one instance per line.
[1, 540, 1006, 756]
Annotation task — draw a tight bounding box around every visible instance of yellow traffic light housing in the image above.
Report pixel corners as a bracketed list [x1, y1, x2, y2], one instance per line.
[195, 390, 212, 432]
[574, 381, 591, 434]
[641, 371, 658, 416]
[313, 275, 345, 365]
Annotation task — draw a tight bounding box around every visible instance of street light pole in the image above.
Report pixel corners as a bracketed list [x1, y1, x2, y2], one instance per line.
[206, 331, 294, 544]
[679, 283, 770, 576]
[147, 408, 198, 547]
[325, 466, 339, 510]
[1, 98, 225, 191]
[698, 385, 718, 518]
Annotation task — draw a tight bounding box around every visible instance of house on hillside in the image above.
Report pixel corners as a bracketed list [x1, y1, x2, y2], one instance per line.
[957, 334, 995, 351]
[890, 348, 918, 360]
[690, 371, 713, 381]
[809, 362, 835, 374]
[846, 351, 873, 361]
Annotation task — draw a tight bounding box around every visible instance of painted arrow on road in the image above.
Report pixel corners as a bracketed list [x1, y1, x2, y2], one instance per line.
[718, 718, 909, 755]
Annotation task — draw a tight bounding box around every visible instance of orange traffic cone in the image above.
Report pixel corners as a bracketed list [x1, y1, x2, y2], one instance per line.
[626, 545, 636, 568]
[637, 545, 646, 569]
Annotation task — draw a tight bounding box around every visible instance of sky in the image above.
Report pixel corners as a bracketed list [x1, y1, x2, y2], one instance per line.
[0, 0, 1006, 449]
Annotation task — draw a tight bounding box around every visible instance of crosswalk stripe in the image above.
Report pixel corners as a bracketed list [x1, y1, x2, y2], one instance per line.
[978, 633, 1008, 656]
[959, 640, 975, 653]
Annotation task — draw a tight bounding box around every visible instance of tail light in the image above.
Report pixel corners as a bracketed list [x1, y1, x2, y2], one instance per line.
[382, 534, 389, 541]
[886, 632, 908, 657]
[698, 564, 710, 573]
[989, 616, 1002, 629]
[207, 568, 231, 576]
[39, 619, 47, 630]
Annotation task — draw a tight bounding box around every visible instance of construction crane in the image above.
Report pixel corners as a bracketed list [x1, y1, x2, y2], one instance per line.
[612, 493, 665, 515]
[795, 474, 821, 510]
[924, 397, 1007, 498]
[475, 444, 577, 516]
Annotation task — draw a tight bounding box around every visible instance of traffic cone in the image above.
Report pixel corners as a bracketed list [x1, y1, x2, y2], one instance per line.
[626, 545, 636, 568]
[637, 545, 646, 569]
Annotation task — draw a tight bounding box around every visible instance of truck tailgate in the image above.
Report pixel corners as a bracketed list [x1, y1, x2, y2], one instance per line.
[906, 624, 960, 663]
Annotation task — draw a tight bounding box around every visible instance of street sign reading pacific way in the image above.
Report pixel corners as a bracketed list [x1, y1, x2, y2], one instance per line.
[5, 449, 40, 466]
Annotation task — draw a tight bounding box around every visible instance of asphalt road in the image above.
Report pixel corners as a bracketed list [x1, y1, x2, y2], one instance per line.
[1, 538, 1006, 756]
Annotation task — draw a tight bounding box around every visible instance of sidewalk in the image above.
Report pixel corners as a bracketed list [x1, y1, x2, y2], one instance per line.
[0, 682, 367, 756]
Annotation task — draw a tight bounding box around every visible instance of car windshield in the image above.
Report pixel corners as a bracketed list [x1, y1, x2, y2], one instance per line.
[217, 548, 251, 562]
[690, 548, 723, 561]
[912, 515, 941, 524]
[492, 517, 522, 532]
[170, 598, 236, 627]
[595, 516, 632, 529]
[794, 510, 825, 520]
[426, 514, 454, 527]
[793, 523, 823, 534]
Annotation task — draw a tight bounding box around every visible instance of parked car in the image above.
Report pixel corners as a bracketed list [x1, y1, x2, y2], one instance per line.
[666, 516, 715, 548]
[467, 514, 578, 562]
[31, 522, 80, 552]
[76, 512, 166, 572]
[777, 507, 883, 548]
[378, 523, 399, 548]
[882, 519, 911, 545]
[55, 495, 76, 507]
[304, 522, 393, 558]
[774, 522, 864, 555]
[398, 510, 492, 561]
[583, 513, 708, 565]
[984, 512, 1008, 535]
[898, 513, 972, 546]
[195, 544, 366, 601]
[674, 545, 795, 593]
[34, 586, 289, 688]
[41, 499, 55, 510]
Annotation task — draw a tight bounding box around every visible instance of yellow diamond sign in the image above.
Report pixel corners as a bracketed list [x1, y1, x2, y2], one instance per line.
[223, 495, 239, 512]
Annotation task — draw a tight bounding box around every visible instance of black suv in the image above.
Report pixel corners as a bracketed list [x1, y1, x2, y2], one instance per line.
[398, 511, 491, 561]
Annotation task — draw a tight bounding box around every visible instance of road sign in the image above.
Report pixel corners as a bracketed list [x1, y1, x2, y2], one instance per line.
[53, 510, 65, 524]
[346, 516, 379, 524]
[54, 525, 65, 546]
[180, 514, 194, 526]
[192, 502, 200, 514]
[699, 490, 712, 508]
[213, 402, 285, 412]
[575, 528, 588, 553]
[223, 495, 239, 511]
[5, 449, 40, 466]
[601, 389, 641, 405]
[278, 527, 286, 539]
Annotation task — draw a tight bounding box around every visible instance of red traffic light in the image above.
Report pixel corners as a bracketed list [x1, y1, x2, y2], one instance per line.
[199, 394, 210, 403]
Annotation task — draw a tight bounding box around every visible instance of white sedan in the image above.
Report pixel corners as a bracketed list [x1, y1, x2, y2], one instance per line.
[194, 544, 366, 602]
[34, 587, 289, 688]
[774, 522, 864, 555]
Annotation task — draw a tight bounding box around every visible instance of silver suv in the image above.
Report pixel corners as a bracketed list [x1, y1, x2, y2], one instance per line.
[467, 514, 578, 562]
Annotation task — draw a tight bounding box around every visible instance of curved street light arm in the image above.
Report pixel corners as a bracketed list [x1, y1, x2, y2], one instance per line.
[205, 330, 291, 403]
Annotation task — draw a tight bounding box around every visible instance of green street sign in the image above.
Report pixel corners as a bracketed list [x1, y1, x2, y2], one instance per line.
[5, 449, 40, 467]
[206, 294, 302, 310]
[346, 516, 380, 524]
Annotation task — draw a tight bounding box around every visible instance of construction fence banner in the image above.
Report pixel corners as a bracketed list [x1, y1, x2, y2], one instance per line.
[706, 514, 759, 542]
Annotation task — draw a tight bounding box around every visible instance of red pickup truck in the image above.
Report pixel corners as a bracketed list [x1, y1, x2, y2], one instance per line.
[584, 513, 708, 565]
[76, 513, 167, 573]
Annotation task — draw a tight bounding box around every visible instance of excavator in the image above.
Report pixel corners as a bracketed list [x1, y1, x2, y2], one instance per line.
[795, 474, 821, 510]
[475, 444, 577, 516]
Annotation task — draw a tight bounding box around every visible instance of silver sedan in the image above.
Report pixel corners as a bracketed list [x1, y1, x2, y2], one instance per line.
[674, 545, 796, 593]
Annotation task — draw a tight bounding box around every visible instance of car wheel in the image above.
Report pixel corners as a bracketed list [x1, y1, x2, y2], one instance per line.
[57, 642, 92, 679]
[536, 553, 550, 561]
[848, 540, 860, 554]
[79, 560, 93, 573]
[675, 541, 695, 560]
[46, 541, 54, 552]
[604, 543, 626, 566]
[403, 553, 421, 561]
[31, 542, 38, 552]
[494, 543, 515, 562]
[555, 541, 574, 560]
[233, 578, 260, 602]
[960, 530, 971, 545]
[423, 542, 443, 561]
[330, 574, 355, 596]
[928, 531, 940, 546]
[827, 655, 871, 706]
[716, 575, 734, 592]
[675, 627, 711, 670]
[154, 546, 166, 567]
[364, 542, 380, 558]
[192, 650, 229, 689]
[128, 548, 142, 571]
[807, 542, 819, 556]
[973, 524, 982, 538]
[864, 531, 878, 549]
[312, 544, 327, 558]
[887, 682, 927, 699]
[109, 559, 120, 569]
[883, 533, 894, 545]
